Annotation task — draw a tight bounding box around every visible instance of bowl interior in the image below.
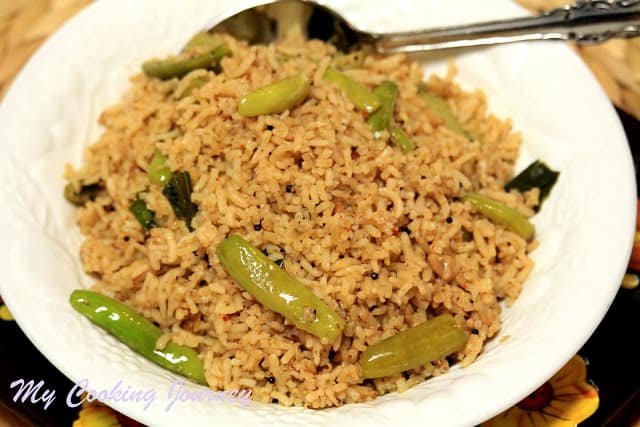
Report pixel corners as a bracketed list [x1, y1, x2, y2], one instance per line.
[0, 0, 634, 426]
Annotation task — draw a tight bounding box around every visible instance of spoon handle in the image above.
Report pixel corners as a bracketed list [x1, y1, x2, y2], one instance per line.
[373, 0, 640, 53]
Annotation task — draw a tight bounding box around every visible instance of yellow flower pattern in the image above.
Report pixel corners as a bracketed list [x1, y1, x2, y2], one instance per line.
[73, 402, 121, 427]
[482, 355, 599, 427]
[72, 400, 145, 427]
[0, 303, 13, 321]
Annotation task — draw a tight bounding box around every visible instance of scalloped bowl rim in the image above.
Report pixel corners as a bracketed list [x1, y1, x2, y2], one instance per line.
[0, 0, 634, 426]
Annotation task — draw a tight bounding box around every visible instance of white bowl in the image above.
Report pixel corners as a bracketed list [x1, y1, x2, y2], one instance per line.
[0, 0, 635, 426]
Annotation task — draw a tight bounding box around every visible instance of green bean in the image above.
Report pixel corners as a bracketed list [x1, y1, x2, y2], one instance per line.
[332, 49, 368, 70]
[419, 91, 468, 138]
[390, 127, 415, 153]
[63, 183, 103, 206]
[178, 77, 208, 99]
[148, 151, 173, 185]
[163, 171, 198, 231]
[323, 67, 381, 114]
[238, 74, 311, 117]
[217, 235, 345, 341]
[505, 160, 559, 207]
[142, 44, 231, 80]
[463, 192, 535, 240]
[184, 32, 224, 51]
[359, 314, 467, 379]
[368, 81, 398, 134]
[70, 290, 206, 385]
[129, 197, 156, 230]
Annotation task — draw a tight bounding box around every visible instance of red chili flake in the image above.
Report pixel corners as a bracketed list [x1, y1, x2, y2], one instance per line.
[518, 382, 554, 411]
[392, 228, 399, 236]
[222, 315, 230, 321]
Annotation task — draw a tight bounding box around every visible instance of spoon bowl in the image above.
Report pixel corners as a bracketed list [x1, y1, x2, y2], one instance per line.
[209, 0, 364, 51]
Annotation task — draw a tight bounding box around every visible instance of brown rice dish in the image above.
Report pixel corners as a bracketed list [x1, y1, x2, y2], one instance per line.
[64, 33, 542, 408]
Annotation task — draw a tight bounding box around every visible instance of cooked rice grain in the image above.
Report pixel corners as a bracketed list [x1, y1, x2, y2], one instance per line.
[65, 35, 537, 408]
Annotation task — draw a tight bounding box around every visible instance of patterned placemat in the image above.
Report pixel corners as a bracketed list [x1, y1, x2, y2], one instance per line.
[0, 0, 90, 99]
[517, 0, 640, 121]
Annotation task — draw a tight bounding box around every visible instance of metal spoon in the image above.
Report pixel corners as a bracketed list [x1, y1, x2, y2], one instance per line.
[208, 0, 640, 53]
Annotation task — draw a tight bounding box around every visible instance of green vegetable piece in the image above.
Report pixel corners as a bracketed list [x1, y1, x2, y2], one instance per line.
[163, 171, 198, 231]
[148, 151, 173, 185]
[332, 49, 368, 70]
[70, 290, 206, 385]
[217, 235, 345, 341]
[129, 197, 156, 230]
[463, 192, 535, 240]
[63, 183, 103, 206]
[390, 127, 415, 152]
[239, 74, 311, 117]
[142, 44, 231, 80]
[184, 32, 224, 51]
[323, 67, 381, 114]
[368, 80, 398, 133]
[359, 314, 467, 379]
[505, 160, 560, 206]
[419, 91, 468, 138]
[178, 77, 208, 99]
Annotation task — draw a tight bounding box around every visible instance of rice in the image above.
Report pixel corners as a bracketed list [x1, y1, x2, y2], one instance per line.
[65, 34, 538, 408]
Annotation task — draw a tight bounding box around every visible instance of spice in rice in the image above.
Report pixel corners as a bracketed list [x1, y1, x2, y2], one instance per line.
[64, 33, 539, 409]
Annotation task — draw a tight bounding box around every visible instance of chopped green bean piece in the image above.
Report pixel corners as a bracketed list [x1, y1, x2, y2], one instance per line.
[70, 290, 206, 384]
[184, 32, 224, 51]
[239, 74, 311, 117]
[142, 44, 231, 80]
[368, 81, 398, 134]
[390, 127, 415, 152]
[163, 171, 198, 231]
[463, 192, 535, 240]
[323, 67, 381, 114]
[129, 197, 156, 230]
[505, 160, 560, 207]
[148, 151, 173, 185]
[178, 77, 208, 99]
[332, 49, 368, 70]
[217, 235, 345, 341]
[419, 91, 468, 138]
[64, 183, 103, 206]
[359, 314, 467, 379]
